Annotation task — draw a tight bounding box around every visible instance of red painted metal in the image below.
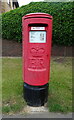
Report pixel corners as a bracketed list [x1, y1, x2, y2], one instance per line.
[22, 13, 52, 86]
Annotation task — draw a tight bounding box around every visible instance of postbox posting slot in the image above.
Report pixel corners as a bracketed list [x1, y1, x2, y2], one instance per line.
[29, 23, 48, 27]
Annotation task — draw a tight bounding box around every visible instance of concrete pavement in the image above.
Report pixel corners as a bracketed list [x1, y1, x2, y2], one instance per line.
[2, 112, 72, 118]
[2, 106, 72, 118]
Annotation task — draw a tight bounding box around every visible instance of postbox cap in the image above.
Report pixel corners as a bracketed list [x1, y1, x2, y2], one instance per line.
[23, 13, 52, 19]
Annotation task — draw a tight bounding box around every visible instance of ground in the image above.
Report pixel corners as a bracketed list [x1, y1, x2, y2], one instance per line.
[1, 39, 72, 119]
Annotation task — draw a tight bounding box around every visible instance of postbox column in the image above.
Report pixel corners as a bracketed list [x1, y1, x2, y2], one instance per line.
[22, 13, 52, 106]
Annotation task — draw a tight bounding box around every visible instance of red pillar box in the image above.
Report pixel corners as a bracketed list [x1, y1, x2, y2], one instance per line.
[22, 13, 53, 106]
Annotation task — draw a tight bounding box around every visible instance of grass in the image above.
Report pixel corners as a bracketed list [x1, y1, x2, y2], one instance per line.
[2, 58, 26, 114]
[48, 57, 72, 113]
[2, 57, 72, 114]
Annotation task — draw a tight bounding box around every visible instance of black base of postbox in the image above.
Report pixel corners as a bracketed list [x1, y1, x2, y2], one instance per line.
[23, 83, 48, 107]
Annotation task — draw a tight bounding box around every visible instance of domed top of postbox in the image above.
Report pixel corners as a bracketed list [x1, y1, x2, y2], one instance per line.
[22, 13, 52, 20]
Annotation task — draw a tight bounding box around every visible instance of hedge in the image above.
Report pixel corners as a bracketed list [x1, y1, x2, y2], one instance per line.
[2, 2, 73, 45]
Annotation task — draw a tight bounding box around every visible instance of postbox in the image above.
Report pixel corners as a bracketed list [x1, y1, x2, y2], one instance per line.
[22, 13, 52, 106]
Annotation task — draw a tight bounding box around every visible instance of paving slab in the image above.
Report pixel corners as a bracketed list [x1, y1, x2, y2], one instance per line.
[2, 112, 72, 118]
[2, 106, 72, 118]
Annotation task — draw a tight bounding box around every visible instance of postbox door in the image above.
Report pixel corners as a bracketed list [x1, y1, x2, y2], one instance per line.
[23, 18, 52, 86]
